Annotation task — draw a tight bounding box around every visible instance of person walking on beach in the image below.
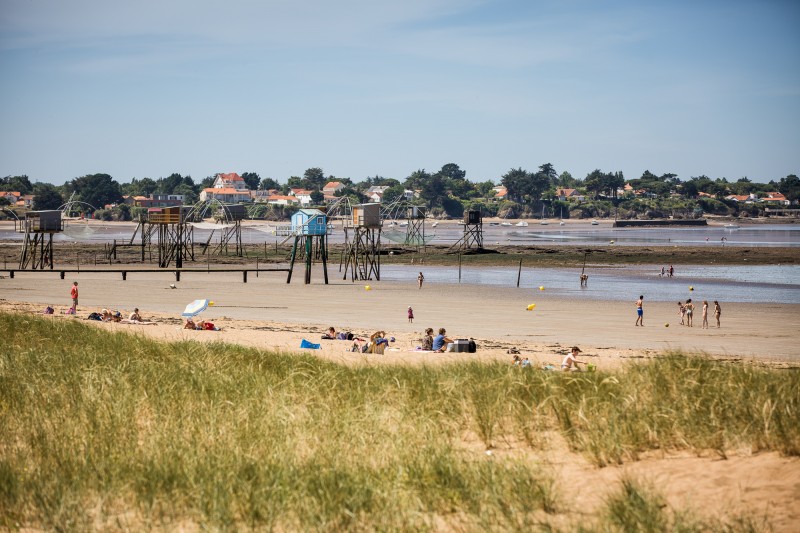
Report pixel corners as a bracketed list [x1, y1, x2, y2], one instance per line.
[678, 302, 686, 325]
[407, 306, 414, 323]
[660, 266, 665, 277]
[417, 272, 424, 289]
[69, 281, 79, 312]
[635, 295, 644, 326]
[668, 265, 674, 277]
[714, 301, 721, 328]
[701, 301, 709, 329]
[684, 299, 694, 327]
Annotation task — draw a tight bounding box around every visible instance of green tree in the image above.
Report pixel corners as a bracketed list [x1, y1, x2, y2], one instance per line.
[174, 183, 198, 205]
[122, 177, 158, 197]
[381, 183, 406, 204]
[32, 183, 64, 210]
[310, 189, 324, 204]
[501, 167, 548, 204]
[65, 173, 123, 210]
[241, 172, 261, 190]
[259, 177, 281, 190]
[778, 174, 800, 202]
[0, 175, 33, 194]
[421, 173, 448, 208]
[303, 168, 326, 190]
[403, 170, 430, 192]
[557, 171, 579, 188]
[156, 173, 187, 195]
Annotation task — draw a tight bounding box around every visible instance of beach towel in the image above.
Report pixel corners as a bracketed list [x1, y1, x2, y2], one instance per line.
[300, 339, 321, 350]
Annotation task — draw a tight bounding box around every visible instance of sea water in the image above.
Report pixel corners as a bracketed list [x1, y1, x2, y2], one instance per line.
[379, 264, 800, 304]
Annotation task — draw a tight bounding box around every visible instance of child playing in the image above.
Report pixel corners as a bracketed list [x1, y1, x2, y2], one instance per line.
[407, 306, 414, 323]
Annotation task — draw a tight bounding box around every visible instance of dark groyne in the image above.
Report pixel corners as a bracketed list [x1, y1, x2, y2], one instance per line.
[612, 219, 708, 228]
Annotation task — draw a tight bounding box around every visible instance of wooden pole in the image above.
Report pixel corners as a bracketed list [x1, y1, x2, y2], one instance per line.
[458, 252, 462, 283]
[581, 251, 587, 276]
[517, 258, 522, 288]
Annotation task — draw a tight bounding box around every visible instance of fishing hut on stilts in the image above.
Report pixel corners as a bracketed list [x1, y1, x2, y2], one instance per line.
[18, 210, 62, 269]
[449, 210, 483, 252]
[287, 208, 329, 284]
[207, 204, 245, 257]
[146, 206, 194, 268]
[342, 203, 381, 281]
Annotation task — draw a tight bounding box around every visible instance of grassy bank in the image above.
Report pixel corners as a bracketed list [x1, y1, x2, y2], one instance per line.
[1, 313, 797, 531]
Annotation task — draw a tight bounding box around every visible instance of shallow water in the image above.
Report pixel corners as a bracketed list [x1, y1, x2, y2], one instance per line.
[379, 264, 800, 304]
[2, 221, 799, 247]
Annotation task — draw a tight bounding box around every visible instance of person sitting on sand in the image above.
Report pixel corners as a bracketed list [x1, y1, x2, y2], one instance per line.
[370, 331, 390, 347]
[129, 308, 142, 322]
[321, 326, 336, 340]
[561, 347, 586, 371]
[512, 354, 521, 366]
[101, 309, 113, 321]
[421, 328, 434, 351]
[184, 318, 197, 330]
[432, 328, 453, 352]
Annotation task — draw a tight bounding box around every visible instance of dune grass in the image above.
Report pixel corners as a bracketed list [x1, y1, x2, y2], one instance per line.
[1, 312, 796, 531]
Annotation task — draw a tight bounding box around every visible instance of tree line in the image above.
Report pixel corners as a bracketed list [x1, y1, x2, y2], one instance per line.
[1, 164, 798, 221]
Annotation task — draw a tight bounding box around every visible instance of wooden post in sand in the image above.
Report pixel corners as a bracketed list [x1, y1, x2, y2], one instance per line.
[517, 258, 522, 288]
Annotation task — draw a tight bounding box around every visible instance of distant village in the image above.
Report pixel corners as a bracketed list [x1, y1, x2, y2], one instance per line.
[1, 164, 798, 221]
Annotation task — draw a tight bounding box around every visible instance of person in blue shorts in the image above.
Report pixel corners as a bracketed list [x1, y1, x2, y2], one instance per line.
[635, 295, 644, 326]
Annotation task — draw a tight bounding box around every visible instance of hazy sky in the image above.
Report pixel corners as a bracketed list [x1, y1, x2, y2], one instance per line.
[1, 0, 798, 185]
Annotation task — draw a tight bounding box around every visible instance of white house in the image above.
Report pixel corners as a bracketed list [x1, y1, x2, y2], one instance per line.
[200, 187, 252, 203]
[212, 172, 248, 191]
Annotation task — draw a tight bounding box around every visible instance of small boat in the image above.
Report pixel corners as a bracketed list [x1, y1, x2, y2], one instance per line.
[591, 219, 599, 225]
[559, 207, 565, 226]
[431, 221, 439, 228]
[723, 223, 740, 229]
[516, 221, 528, 227]
[500, 222, 512, 227]
[540, 205, 548, 225]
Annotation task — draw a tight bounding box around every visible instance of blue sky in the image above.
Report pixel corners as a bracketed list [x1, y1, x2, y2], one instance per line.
[1, 0, 798, 185]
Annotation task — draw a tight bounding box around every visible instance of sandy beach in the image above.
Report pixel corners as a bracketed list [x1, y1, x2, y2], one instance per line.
[3, 268, 800, 530]
[2, 268, 798, 367]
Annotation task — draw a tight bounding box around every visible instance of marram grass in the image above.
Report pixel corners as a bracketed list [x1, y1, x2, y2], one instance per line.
[1, 312, 796, 531]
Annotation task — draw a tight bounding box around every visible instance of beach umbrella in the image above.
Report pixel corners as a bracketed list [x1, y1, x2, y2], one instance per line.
[182, 299, 210, 317]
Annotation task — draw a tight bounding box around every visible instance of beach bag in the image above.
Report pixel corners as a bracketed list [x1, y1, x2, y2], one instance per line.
[300, 339, 321, 350]
[44, 306, 54, 315]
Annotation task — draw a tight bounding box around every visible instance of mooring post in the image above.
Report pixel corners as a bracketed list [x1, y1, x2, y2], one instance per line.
[60, 271, 64, 279]
[458, 253, 462, 283]
[243, 271, 248, 283]
[176, 271, 181, 282]
[122, 271, 127, 281]
[517, 258, 522, 288]
[256, 257, 259, 278]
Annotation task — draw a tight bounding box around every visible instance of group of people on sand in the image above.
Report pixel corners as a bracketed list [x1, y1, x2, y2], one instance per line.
[678, 299, 721, 328]
[183, 317, 218, 330]
[512, 346, 588, 372]
[420, 327, 455, 352]
[659, 265, 675, 277]
[635, 295, 722, 328]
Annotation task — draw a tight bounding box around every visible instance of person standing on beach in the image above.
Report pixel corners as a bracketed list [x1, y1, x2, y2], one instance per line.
[678, 302, 686, 325]
[417, 272, 424, 289]
[407, 306, 414, 323]
[660, 266, 665, 277]
[70, 281, 79, 312]
[714, 301, 721, 328]
[684, 299, 694, 327]
[635, 295, 644, 326]
[668, 265, 674, 277]
[701, 301, 709, 329]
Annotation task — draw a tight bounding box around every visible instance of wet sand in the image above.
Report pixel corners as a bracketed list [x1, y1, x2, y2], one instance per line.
[2, 269, 798, 366]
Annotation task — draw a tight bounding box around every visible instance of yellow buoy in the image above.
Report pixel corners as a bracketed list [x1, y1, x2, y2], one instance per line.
[665, 323, 669, 327]
[365, 285, 372, 291]
[526, 304, 536, 311]
[209, 301, 215, 306]
[539, 286, 545, 291]
[689, 286, 694, 291]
